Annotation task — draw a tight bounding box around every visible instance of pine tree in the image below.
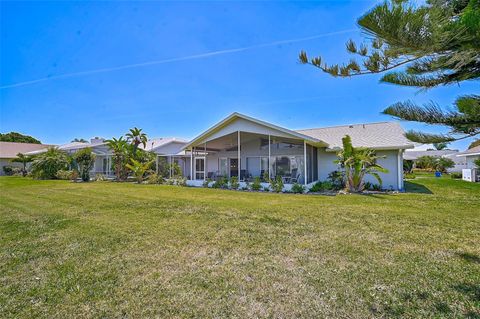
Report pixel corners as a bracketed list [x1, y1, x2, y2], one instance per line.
[299, 0, 480, 143]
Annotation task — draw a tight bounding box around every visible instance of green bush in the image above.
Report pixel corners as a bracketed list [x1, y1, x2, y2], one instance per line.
[31, 147, 70, 179]
[270, 176, 284, 193]
[230, 176, 239, 190]
[73, 148, 95, 182]
[56, 170, 76, 180]
[405, 173, 416, 179]
[203, 178, 212, 188]
[212, 176, 229, 189]
[263, 186, 270, 192]
[450, 172, 462, 179]
[291, 183, 305, 194]
[146, 173, 164, 184]
[309, 181, 334, 192]
[327, 170, 345, 190]
[364, 182, 382, 191]
[251, 177, 262, 191]
[2, 166, 16, 176]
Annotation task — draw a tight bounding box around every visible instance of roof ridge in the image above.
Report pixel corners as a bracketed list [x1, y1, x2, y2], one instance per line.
[296, 121, 397, 132]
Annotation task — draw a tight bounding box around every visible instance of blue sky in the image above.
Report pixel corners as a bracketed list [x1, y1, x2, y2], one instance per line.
[1, 1, 477, 150]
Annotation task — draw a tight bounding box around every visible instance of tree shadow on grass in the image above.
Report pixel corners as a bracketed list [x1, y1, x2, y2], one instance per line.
[453, 282, 480, 318]
[457, 252, 480, 264]
[404, 181, 433, 194]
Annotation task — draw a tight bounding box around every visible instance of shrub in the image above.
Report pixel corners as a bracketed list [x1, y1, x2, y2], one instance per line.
[176, 177, 187, 187]
[241, 186, 249, 191]
[474, 158, 480, 168]
[270, 176, 284, 193]
[263, 186, 270, 192]
[203, 178, 212, 188]
[291, 183, 305, 194]
[405, 173, 416, 179]
[73, 148, 96, 182]
[327, 170, 345, 190]
[56, 170, 75, 180]
[2, 165, 15, 176]
[450, 172, 462, 179]
[146, 173, 164, 184]
[230, 176, 239, 190]
[251, 177, 262, 191]
[309, 180, 334, 192]
[212, 176, 229, 189]
[95, 174, 107, 181]
[364, 182, 382, 191]
[31, 147, 70, 179]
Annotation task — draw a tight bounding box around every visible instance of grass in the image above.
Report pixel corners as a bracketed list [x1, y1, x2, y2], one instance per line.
[0, 176, 479, 318]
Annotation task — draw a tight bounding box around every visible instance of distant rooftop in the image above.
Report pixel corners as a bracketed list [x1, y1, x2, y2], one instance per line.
[0, 142, 54, 158]
[297, 122, 414, 150]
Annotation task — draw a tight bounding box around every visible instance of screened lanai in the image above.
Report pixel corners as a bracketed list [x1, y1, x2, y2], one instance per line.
[183, 113, 325, 185]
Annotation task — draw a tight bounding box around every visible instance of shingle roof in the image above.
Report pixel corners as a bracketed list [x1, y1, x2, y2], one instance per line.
[0, 142, 54, 158]
[296, 122, 414, 151]
[457, 145, 480, 157]
[141, 137, 188, 151]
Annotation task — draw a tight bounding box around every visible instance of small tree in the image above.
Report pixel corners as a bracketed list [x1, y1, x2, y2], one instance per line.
[435, 157, 455, 173]
[106, 137, 130, 181]
[335, 135, 389, 192]
[474, 158, 480, 168]
[11, 153, 33, 176]
[73, 148, 96, 182]
[126, 159, 152, 183]
[31, 147, 70, 179]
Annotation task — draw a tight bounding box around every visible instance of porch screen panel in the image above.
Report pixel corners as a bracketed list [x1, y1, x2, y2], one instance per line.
[269, 136, 305, 184]
[306, 145, 318, 183]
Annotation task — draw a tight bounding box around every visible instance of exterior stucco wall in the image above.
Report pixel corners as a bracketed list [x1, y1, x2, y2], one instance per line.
[0, 158, 24, 175]
[317, 148, 402, 190]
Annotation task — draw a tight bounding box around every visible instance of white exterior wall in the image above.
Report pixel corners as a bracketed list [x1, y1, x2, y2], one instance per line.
[466, 155, 480, 169]
[0, 158, 24, 175]
[317, 148, 403, 190]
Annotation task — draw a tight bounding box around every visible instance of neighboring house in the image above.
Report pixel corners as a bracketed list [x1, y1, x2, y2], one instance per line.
[0, 142, 53, 175]
[457, 146, 480, 182]
[181, 113, 414, 190]
[403, 149, 467, 172]
[142, 137, 189, 178]
[25, 138, 115, 177]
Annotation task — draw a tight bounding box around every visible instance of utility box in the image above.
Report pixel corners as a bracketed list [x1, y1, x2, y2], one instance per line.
[462, 168, 477, 182]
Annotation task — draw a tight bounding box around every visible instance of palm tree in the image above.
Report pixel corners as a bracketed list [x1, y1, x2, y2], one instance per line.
[12, 153, 33, 176]
[105, 137, 130, 180]
[126, 127, 147, 151]
[335, 135, 389, 192]
[125, 158, 153, 183]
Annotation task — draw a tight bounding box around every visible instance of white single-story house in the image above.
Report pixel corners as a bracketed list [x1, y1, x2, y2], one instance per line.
[457, 145, 480, 182]
[0, 142, 53, 175]
[176, 113, 414, 190]
[17, 112, 418, 190]
[403, 149, 467, 172]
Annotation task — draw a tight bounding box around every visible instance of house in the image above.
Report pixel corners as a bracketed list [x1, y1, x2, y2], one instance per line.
[0, 142, 53, 175]
[457, 145, 480, 182]
[403, 149, 467, 172]
[25, 137, 189, 178]
[180, 113, 414, 190]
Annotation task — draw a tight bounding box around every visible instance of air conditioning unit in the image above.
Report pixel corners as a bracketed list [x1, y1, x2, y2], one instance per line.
[462, 168, 477, 182]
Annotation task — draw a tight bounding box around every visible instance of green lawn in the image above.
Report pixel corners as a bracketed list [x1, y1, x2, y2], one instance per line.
[1, 176, 479, 318]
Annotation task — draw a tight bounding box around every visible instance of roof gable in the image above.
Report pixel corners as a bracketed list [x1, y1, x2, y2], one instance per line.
[184, 112, 323, 149]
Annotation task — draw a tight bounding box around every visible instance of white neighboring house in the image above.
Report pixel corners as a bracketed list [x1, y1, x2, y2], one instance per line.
[181, 113, 414, 190]
[403, 149, 467, 172]
[457, 145, 480, 182]
[141, 137, 189, 178]
[24, 137, 189, 178]
[0, 142, 54, 175]
[25, 138, 115, 177]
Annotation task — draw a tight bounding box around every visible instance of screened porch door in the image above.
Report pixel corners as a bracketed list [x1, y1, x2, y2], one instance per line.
[194, 157, 205, 180]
